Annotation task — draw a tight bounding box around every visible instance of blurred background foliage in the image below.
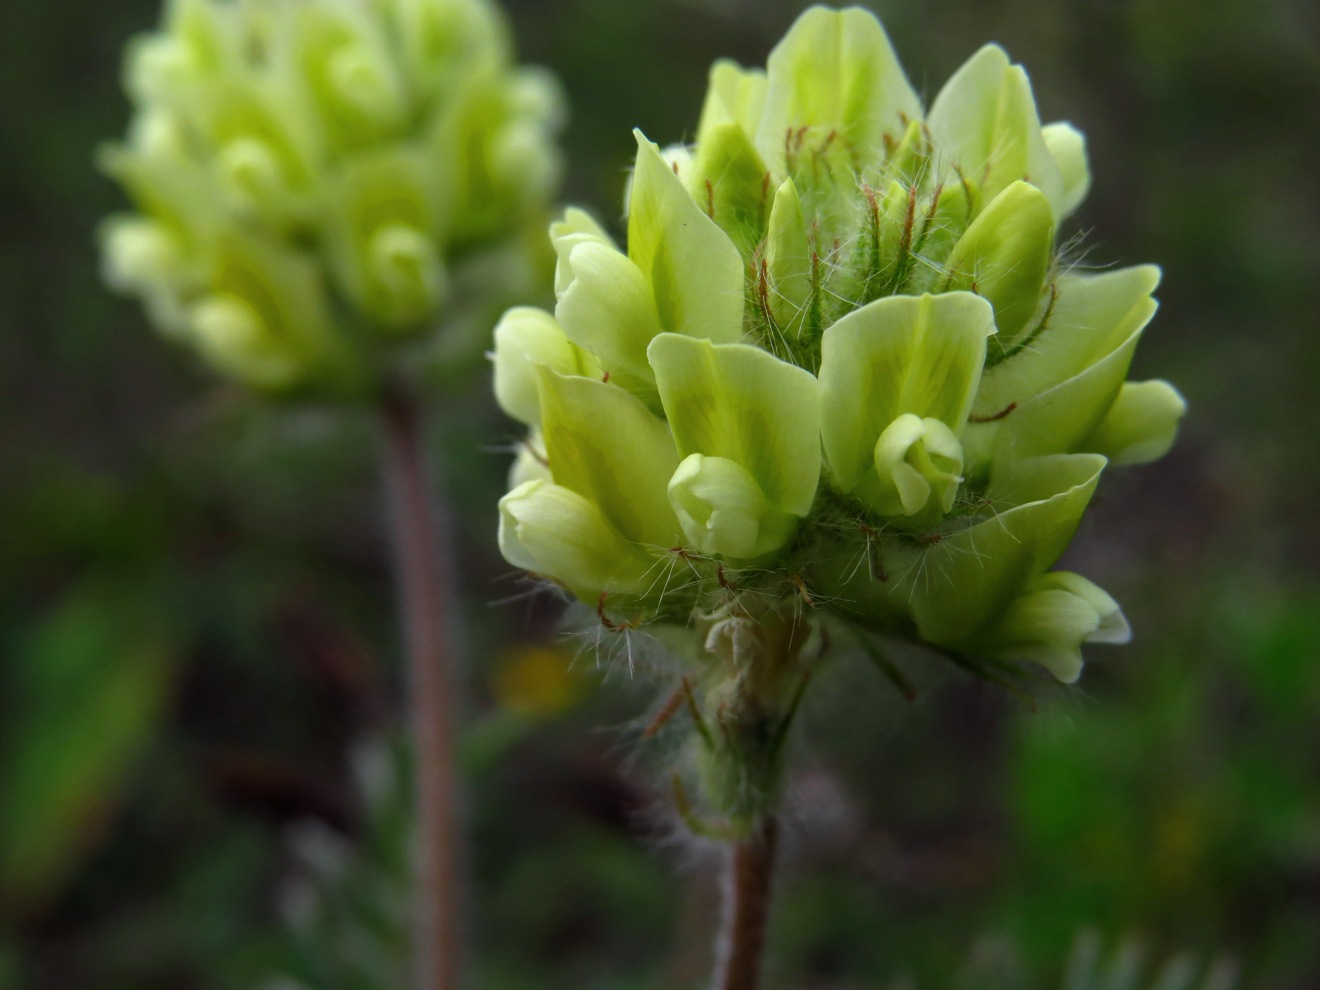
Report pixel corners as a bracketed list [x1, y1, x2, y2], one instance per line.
[2, 0, 1318, 987]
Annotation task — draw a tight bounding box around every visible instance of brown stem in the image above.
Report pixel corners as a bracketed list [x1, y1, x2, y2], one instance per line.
[713, 815, 779, 990]
[380, 392, 465, 990]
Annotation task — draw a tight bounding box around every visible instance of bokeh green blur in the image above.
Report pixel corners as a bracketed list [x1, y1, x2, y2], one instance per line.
[2, 0, 1318, 987]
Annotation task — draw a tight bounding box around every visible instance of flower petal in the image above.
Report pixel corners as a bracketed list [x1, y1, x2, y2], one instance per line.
[538, 369, 682, 550]
[942, 180, 1055, 345]
[970, 265, 1163, 464]
[927, 43, 1064, 216]
[553, 240, 665, 391]
[491, 307, 598, 426]
[668, 454, 796, 560]
[754, 6, 921, 173]
[971, 571, 1129, 682]
[649, 332, 820, 515]
[498, 479, 654, 599]
[897, 454, 1106, 644]
[628, 132, 745, 343]
[696, 59, 768, 147]
[550, 207, 616, 296]
[1084, 379, 1187, 466]
[818, 292, 995, 493]
[1042, 121, 1090, 218]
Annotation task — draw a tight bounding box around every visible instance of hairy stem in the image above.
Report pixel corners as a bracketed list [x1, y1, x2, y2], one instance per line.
[380, 391, 465, 990]
[713, 814, 779, 990]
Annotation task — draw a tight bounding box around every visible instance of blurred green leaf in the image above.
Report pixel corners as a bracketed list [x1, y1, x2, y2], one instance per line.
[0, 577, 177, 913]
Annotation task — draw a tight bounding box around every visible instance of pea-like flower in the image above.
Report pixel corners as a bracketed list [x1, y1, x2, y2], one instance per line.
[494, 6, 1184, 831]
[100, 0, 564, 396]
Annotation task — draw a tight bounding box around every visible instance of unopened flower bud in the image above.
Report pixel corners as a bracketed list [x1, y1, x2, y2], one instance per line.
[669, 454, 796, 561]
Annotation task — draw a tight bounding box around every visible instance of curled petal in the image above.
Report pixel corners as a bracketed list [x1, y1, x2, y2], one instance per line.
[668, 454, 796, 560]
[499, 480, 654, 600]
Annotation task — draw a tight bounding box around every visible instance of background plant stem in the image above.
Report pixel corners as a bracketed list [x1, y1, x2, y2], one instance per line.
[713, 814, 779, 990]
[381, 391, 465, 990]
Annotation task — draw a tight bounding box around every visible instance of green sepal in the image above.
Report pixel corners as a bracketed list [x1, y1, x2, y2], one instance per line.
[668, 454, 797, 561]
[942, 180, 1055, 346]
[909, 179, 973, 282]
[818, 292, 995, 494]
[537, 369, 683, 550]
[968, 265, 1162, 464]
[689, 122, 771, 260]
[628, 132, 745, 343]
[755, 5, 922, 174]
[763, 178, 813, 338]
[648, 333, 820, 516]
[1084, 379, 1186, 466]
[498, 479, 655, 601]
[926, 43, 1065, 217]
[884, 117, 932, 186]
[491, 308, 600, 426]
[969, 571, 1129, 683]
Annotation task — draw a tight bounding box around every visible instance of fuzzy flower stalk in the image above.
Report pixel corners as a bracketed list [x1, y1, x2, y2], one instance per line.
[99, 1, 565, 987]
[494, 6, 1183, 987]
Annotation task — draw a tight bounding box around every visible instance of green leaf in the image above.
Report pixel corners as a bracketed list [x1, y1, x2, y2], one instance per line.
[818, 292, 995, 493]
[537, 370, 682, 550]
[648, 333, 820, 516]
[627, 133, 745, 344]
[0, 581, 176, 910]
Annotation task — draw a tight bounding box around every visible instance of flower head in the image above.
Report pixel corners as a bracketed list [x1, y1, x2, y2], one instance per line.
[495, 6, 1183, 690]
[101, 0, 564, 396]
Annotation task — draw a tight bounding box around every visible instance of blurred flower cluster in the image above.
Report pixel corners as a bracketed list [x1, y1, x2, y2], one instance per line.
[494, 2, 1186, 720]
[100, 0, 564, 396]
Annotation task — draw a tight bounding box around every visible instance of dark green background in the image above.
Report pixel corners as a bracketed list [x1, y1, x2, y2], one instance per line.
[3, 0, 1318, 987]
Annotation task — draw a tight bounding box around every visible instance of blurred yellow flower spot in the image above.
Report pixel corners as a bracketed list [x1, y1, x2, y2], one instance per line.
[491, 644, 586, 718]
